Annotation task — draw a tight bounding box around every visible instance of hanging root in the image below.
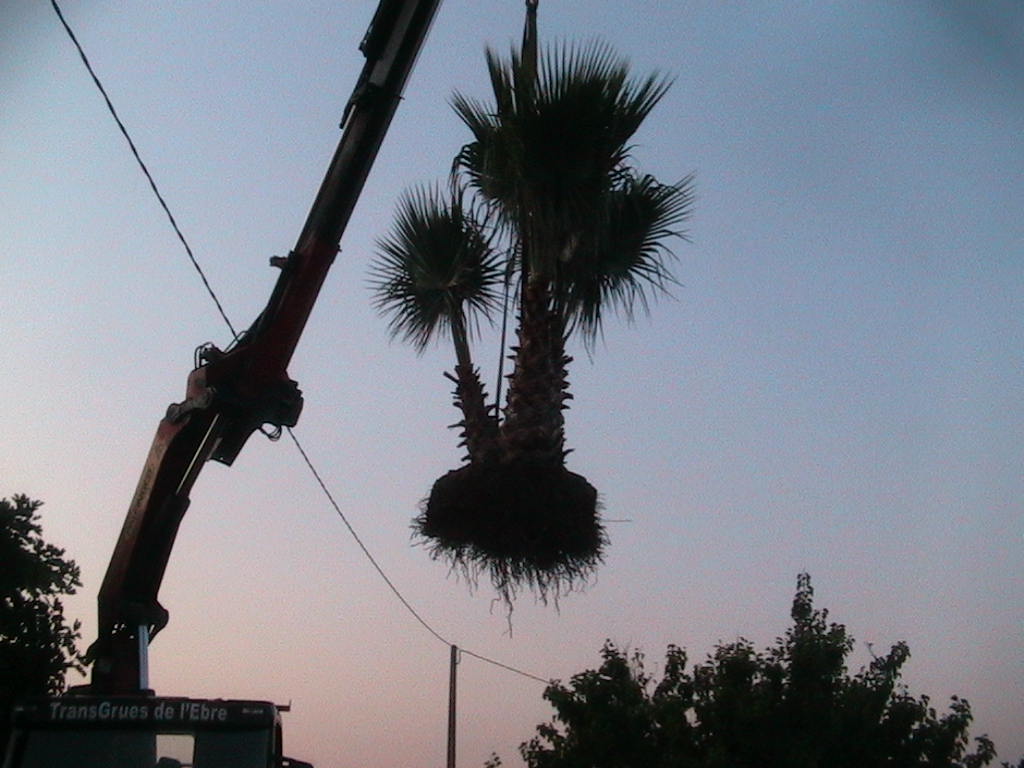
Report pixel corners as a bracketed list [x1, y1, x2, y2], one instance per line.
[413, 459, 606, 605]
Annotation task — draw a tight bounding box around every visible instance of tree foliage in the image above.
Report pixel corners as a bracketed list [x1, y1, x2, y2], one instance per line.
[497, 575, 1018, 768]
[1, 494, 84, 745]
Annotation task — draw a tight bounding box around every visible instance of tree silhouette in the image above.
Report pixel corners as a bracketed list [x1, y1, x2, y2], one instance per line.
[494, 575, 1019, 768]
[1, 494, 84, 747]
[371, 1, 692, 605]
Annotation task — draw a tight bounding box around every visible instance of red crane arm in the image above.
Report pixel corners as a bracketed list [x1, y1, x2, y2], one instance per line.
[90, 0, 442, 695]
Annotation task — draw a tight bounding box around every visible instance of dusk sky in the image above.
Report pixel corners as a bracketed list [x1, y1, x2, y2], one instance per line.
[2, 2, 1022, 766]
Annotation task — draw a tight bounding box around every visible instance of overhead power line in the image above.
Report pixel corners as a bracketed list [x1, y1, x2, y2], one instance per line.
[287, 429, 551, 686]
[52, 0, 550, 689]
[49, 0, 237, 338]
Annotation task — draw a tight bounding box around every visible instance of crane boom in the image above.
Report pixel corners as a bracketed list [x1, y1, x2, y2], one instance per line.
[88, 0, 442, 696]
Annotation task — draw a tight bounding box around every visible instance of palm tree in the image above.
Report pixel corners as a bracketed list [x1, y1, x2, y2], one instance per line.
[370, 185, 503, 462]
[374, 3, 694, 605]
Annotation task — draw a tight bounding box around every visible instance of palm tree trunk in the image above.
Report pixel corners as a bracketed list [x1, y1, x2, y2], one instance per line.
[448, 313, 499, 462]
[500, 275, 570, 464]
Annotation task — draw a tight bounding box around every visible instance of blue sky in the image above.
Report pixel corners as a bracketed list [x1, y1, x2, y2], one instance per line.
[2, 2, 1022, 766]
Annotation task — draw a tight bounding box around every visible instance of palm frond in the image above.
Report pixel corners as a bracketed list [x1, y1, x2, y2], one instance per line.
[452, 40, 674, 281]
[369, 185, 503, 352]
[561, 172, 695, 341]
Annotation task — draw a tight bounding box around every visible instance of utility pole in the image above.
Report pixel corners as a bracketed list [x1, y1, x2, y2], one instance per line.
[447, 644, 459, 768]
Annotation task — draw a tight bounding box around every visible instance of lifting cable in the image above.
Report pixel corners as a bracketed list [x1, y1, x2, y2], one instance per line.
[51, 0, 550, 690]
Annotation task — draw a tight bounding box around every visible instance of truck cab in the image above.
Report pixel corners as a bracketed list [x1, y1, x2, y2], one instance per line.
[2, 697, 309, 768]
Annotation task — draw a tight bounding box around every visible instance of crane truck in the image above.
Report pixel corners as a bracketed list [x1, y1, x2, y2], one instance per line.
[3, 1, 441, 765]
